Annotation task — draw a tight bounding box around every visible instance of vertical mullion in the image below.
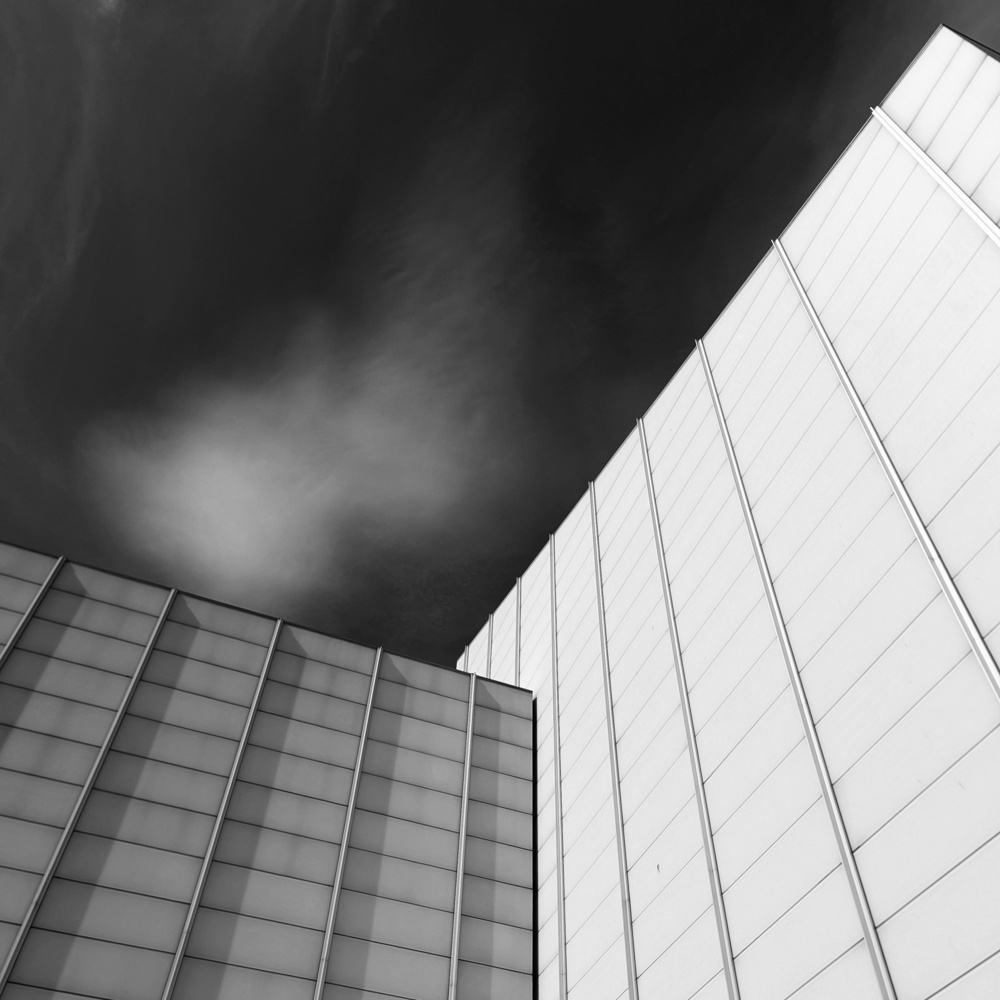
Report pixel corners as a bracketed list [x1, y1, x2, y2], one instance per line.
[0, 554, 65, 672]
[550, 535, 569, 1000]
[871, 105, 1000, 250]
[160, 616, 284, 1000]
[448, 672, 478, 1000]
[312, 646, 383, 1000]
[637, 418, 742, 1000]
[0, 585, 176, 992]
[773, 235, 1000, 703]
[515, 577, 522, 688]
[588, 483, 639, 1000]
[486, 614, 494, 679]
[698, 339, 898, 1000]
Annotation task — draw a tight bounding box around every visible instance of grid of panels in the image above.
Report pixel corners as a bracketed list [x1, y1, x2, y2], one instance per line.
[0, 544, 534, 1000]
[0, 559, 168, 983]
[462, 26, 1000, 1000]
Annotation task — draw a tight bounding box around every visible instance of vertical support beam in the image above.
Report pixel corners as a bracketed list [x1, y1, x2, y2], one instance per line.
[0, 585, 176, 992]
[0, 554, 65, 671]
[514, 577, 522, 689]
[448, 673, 479, 1000]
[871, 106, 1000, 251]
[774, 236, 1000, 703]
[161, 617, 284, 1000]
[486, 613, 494, 679]
[588, 483, 639, 1000]
[463, 645, 470, 673]
[637, 419, 741, 1000]
[313, 646, 383, 1000]
[698, 339, 898, 1000]
[549, 535, 569, 1000]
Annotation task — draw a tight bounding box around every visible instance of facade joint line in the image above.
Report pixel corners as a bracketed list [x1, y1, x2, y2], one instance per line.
[637, 419, 742, 1000]
[588, 482, 640, 1000]
[486, 613, 494, 679]
[0, 585, 177, 993]
[698, 339, 898, 1000]
[0, 554, 65, 672]
[448, 672, 479, 1000]
[773, 236, 1000, 703]
[549, 535, 569, 1000]
[514, 577, 522, 688]
[871, 105, 1000, 251]
[313, 645, 384, 999]
[161, 616, 284, 1000]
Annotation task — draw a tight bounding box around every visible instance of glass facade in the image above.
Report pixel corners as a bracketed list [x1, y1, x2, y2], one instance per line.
[0, 544, 533, 1000]
[461, 26, 1000, 1000]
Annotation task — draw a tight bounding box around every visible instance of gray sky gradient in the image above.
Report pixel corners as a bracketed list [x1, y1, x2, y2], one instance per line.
[2, 0, 999, 663]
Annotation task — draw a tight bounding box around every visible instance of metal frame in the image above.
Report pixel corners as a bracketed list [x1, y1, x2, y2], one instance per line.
[447, 672, 479, 1000]
[637, 419, 742, 1000]
[515, 577, 522, 688]
[486, 613, 494, 679]
[588, 483, 639, 1000]
[698, 340, 898, 1000]
[161, 617, 284, 1000]
[313, 646, 384, 999]
[549, 535, 569, 1000]
[0, 554, 65, 671]
[774, 235, 1000, 703]
[871, 105, 1000, 251]
[0, 585, 177, 992]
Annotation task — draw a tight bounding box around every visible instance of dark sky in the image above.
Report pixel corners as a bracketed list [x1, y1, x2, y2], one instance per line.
[2, 0, 999, 665]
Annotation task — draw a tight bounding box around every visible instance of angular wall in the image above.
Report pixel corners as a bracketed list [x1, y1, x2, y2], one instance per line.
[0, 541, 533, 1000]
[460, 25, 1000, 1000]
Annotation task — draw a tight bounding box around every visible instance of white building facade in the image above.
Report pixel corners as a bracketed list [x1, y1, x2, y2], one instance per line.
[461, 26, 1000, 1000]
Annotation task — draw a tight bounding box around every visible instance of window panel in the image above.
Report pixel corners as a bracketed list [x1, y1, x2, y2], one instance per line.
[238, 746, 353, 803]
[201, 862, 330, 928]
[17, 619, 144, 675]
[459, 916, 532, 972]
[35, 879, 186, 951]
[9, 929, 172, 1000]
[58, 832, 201, 901]
[471, 735, 531, 779]
[367, 710, 465, 762]
[379, 652, 469, 702]
[187, 908, 323, 978]
[0, 727, 97, 785]
[227, 782, 347, 842]
[214, 820, 339, 884]
[95, 752, 226, 814]
[0, 817, 63, 873]
[373, 678, 467, 731]
[355, 774, 460, 832]
[467, 767, 532, 814]
[55, 563, 166, 614]
[342, 849, 456, 912]
[0, 867, 38, 923]
[251, 713, 359, 767]
[461, 874, 532, 929]
[268, 651, 372, 703]
[142, 651, 259, 706]
[348, 810, 457, 871]
[335, 890, 452, 956]
[1, 652, 128, 709]
[259, 680, 365, 733]
[174, 958, 313, 1000]
[466, 801, 532, 850]
[0, 768, 79, 826]
[36, 591, 157, 645]
[0, 542, 57, 584]
[457, 961, 533, 1000]
[276, 626, 376, 675]
[168, 594, 274, 645]
[78, 790, 214, 856]
[325, 936, 449, 1000]
[127, 682, 248, 739]
[0, 574, 45, 613]
[114, 716, 236, 777]
[464, 836, 532, 888]
[357, 739, 463, 795]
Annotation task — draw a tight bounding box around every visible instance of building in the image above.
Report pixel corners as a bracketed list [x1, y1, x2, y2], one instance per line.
[0, 543, 534, 1000]
[3, 21, 1000, 1000]
[460, 24, 1000, 1000]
